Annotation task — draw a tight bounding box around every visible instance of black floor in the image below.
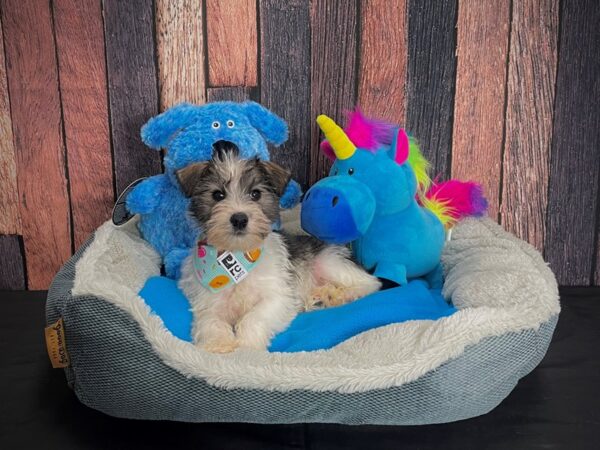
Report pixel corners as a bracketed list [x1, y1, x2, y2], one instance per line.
[0, 288, 598, 450]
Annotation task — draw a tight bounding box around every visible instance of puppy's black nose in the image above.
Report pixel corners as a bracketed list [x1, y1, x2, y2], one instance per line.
[230, 213, 249, 231]
[212, 140, 238, 155]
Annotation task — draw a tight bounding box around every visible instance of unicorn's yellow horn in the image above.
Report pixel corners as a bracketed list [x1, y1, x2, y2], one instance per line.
[316, 114, 356, 160]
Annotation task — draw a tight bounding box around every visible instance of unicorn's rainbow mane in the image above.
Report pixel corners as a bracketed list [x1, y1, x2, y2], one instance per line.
[320, 109, 431, 192]
[319, 109, 487, 227]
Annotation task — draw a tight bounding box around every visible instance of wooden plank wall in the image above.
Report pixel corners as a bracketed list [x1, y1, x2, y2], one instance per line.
[0, 0, 598, 290]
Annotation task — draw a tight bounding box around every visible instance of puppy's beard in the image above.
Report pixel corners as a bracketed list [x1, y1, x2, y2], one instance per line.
[204, 207, 272, 252]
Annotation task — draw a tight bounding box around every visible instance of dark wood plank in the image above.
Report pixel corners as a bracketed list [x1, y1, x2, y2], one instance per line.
[104, 0, 160, 193]
[1, 0, 72, 290]
[206, 87, 257, 103]
[406, 0, 457, 179]
[259, 0, 311, 188]
[500, 0, 558, 253]
[357, 0, 407, 124]
[206, 0, 257, 87]
[595, 227, 600, 286]
[451, 1, 510, 219]
[546, 0, 600, 286]
[309, 0, 358, 184]
[156, 0, 205, 108]
[0, 235, 25, 290]
[0, 17, 20, 235]
[53, 0, 113, 249]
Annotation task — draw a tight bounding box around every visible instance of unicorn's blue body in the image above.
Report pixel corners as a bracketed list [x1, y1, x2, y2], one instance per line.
[301, 115, 446, 286]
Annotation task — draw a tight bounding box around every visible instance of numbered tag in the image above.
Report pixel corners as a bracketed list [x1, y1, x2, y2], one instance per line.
[217, 252, 249, 283]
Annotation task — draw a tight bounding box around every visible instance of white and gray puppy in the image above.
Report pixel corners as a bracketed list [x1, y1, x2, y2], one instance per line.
[177, 146, 381, 353]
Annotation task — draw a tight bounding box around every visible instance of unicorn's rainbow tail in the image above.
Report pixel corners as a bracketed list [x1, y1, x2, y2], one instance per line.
[420, 180, 488, 228]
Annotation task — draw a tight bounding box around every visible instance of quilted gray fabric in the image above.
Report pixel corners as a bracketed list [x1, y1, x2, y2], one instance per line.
[46, 231, 558, 425]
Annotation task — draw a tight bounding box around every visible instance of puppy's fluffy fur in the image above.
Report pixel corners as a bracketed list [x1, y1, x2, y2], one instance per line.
[177, 149, 381, 353]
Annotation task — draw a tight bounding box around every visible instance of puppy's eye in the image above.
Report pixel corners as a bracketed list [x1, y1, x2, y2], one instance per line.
[226, 120, 235, 128]
[212, 121, 221, 129]
[250, 189, 261, 201]
[348, 168, 355, 175]
[212, 190, 226, 201]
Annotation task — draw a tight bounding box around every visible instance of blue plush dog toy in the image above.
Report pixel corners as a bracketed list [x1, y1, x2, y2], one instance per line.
[126, 101, 302, 278]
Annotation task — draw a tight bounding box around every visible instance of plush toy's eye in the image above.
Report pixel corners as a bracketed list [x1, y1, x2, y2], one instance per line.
[226, 120, 235, 128]
[250, 189, 261, 201]
[348, 168, 355, 175]
[212, 121, 221, 129]
[212, 190, 226, 201]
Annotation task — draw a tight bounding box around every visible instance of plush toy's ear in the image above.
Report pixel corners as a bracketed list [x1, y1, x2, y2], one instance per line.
[259, 160, 292, 196]
[240, 101, 288, 145]
[388, 128, 410, 165]
[141, 103, 200, 150]
[176, 162, 209, 197]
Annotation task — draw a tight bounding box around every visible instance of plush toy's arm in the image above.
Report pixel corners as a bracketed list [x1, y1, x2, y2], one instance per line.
[125, 175, 168, 215]
[373, 261, 408, 286]
[279, 179, 302, 209]
[164, 247, 190, 280]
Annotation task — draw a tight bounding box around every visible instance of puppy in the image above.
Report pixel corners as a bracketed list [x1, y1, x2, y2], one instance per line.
[177, 147, 381, 353]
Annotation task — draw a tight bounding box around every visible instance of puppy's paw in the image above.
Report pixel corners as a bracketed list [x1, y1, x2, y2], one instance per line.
[235, 322, 270, 351]
[311, 284, 347, 307]
[312, 284, 371, 308]
[202, 339, 239, 354]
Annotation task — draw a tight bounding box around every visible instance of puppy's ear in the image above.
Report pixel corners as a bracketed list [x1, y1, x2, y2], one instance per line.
[176, 162, 209, 197]
[260, 161, 292, 197]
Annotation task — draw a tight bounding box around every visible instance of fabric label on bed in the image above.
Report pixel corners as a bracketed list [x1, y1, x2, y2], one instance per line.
[45, 318, 70, 368]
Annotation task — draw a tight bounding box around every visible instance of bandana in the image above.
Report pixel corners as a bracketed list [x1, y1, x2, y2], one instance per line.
[193, 240, 263, 293]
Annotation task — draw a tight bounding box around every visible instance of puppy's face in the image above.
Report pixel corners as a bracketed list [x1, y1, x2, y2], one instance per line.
[177, 149, 291, 252]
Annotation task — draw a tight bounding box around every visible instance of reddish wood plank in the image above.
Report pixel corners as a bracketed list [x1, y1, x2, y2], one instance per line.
[1, 0, 72, 290]
[104, 0, 160, 194]
[206, 0, 257, 87]
[546, 0, 600, 286]
[0, 235, 25, 290]
[451, 1, 510, 219]
[259, 0, 311, 187]
[0, 18, 20, 235]
[156, 0, 205, 108]
[53, 0, 113, 249]
[406, 0, 457, 179]
[206, 87, 256, 103]
[309, 0, 358, 184]
[500, 0, 558, 253]
[358, 0, 407, 124]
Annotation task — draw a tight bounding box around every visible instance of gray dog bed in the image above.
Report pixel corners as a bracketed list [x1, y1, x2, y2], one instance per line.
[46, 217, 559, 424]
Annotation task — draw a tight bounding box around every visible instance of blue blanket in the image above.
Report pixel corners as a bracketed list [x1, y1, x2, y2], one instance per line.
[139, 277, 456, 352]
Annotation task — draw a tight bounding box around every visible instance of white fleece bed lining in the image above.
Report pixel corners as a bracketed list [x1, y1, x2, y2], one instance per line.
[72, 217, 559, 393]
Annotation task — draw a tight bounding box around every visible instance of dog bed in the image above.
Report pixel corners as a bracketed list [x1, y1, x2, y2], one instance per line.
[46, 216, 559, 425]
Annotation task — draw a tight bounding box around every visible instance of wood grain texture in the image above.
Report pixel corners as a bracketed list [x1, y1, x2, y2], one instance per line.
[1, 0, 72, 290]
[259, 0, 311, 187]
[358, 0, 407, 124]
[595, 218, 600, 285]
[206, 87, 257, 103]
[104, 0, 160, 194]
[206, 0, 257, 87]
[546, 0, 600, 286]
[0, 18, 20, 234]
[156, 0, 205, 108]
[451, 1, 511, 219]
[309, 0, 358, 184]
[0, 235, 25, 290]
[53, 0, 113, 249]
[500, 0, 558, 253]
[406, 0, 457, 179]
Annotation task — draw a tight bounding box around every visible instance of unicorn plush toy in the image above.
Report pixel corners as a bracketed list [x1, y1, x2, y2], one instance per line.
[301, 112, 487, 286]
